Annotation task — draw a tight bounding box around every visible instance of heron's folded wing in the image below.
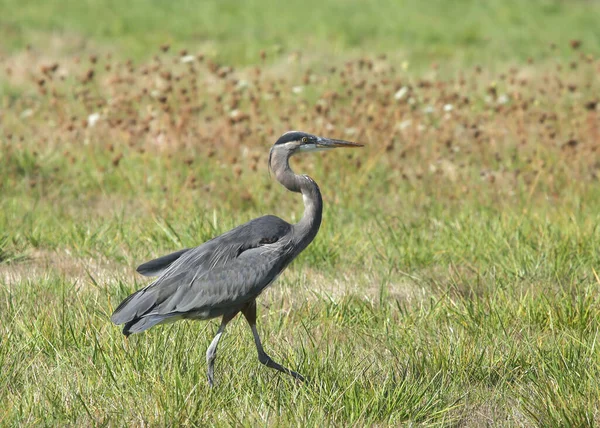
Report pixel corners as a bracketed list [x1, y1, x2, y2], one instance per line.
[154, 245, 290, 315]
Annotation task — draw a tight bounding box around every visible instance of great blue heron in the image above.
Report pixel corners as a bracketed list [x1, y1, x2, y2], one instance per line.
[111, 131, 363, 385]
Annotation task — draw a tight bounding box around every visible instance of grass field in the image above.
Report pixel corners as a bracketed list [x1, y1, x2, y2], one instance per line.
[2, 0, 600, 425]
[2, 0, 600, 67]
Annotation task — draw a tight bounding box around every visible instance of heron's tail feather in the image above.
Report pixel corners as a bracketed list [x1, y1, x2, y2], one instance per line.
[111, 289, 152, 323]
[111, 286, 165, 333]
[122, 314, 173, 337]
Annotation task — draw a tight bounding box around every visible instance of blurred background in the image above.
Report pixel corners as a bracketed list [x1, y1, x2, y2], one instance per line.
[1, 0, 600, 426]
[2, 0, 599, 66]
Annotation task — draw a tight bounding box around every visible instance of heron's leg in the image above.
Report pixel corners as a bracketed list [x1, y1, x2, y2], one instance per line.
[242, 301, 305, 382]
[206, 312, 237, 387]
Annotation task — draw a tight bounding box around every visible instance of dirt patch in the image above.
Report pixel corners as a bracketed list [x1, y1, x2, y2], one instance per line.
[262, 267, 430, 310]
[0, 248, 133, 287]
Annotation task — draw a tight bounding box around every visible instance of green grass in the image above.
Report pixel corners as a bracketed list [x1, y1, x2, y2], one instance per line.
[2, 147, 600, 424]
[2, 0, 600, 425]
[2, 192, 600, 425]
[1, 0, 599, 67]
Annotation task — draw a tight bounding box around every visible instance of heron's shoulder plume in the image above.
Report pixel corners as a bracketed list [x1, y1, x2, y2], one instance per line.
[136, 248, 191, 277]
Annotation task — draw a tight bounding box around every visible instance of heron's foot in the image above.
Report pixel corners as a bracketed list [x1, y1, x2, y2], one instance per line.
[258, 351, 305, 382]
[207, 355, 218, 387]
[288, 370, 305, 383]
[207, 367, 215, 387]
[206, 348, 218, 387]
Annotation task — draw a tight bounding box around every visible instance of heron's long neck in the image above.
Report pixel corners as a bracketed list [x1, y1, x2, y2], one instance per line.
[272, 156, 323, 251]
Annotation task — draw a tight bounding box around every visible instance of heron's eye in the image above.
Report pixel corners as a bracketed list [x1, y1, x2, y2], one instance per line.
[302, 137, 309, 143]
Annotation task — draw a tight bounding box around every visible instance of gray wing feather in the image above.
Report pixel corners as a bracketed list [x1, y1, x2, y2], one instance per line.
[111, 215, 293, 332]
[159, 246, 286, 314]
[136, 248, 191, 277]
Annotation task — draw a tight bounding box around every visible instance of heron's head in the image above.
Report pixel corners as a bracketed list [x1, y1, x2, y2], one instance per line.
[269, 131, 363, 168]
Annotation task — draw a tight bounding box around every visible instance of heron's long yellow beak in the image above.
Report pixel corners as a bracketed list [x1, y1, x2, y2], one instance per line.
[316, 137, 364, 149]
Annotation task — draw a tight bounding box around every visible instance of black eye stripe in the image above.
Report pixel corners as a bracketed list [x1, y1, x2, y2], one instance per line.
[274, 132, 312, 145]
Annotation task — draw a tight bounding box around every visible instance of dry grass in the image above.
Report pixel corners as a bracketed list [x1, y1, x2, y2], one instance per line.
[2, 43, 599, 204]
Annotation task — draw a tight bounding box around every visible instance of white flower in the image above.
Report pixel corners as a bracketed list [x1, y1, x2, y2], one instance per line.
[180, 55, 196, 63]
[497, 94, 509, 105]
[423, 106, 434, 114]
[292, 86, 304, 94]
[396, 120, 412, 130]
[443, 104, 453, 112]
[87, 113, 101, 127]
[394, 86, 408, 100]
[20, 109, 33, 119]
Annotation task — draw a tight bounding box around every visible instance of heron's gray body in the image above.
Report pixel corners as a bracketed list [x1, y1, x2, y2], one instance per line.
[112, 215, 307, 334]
[110, 131, 361, 385]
